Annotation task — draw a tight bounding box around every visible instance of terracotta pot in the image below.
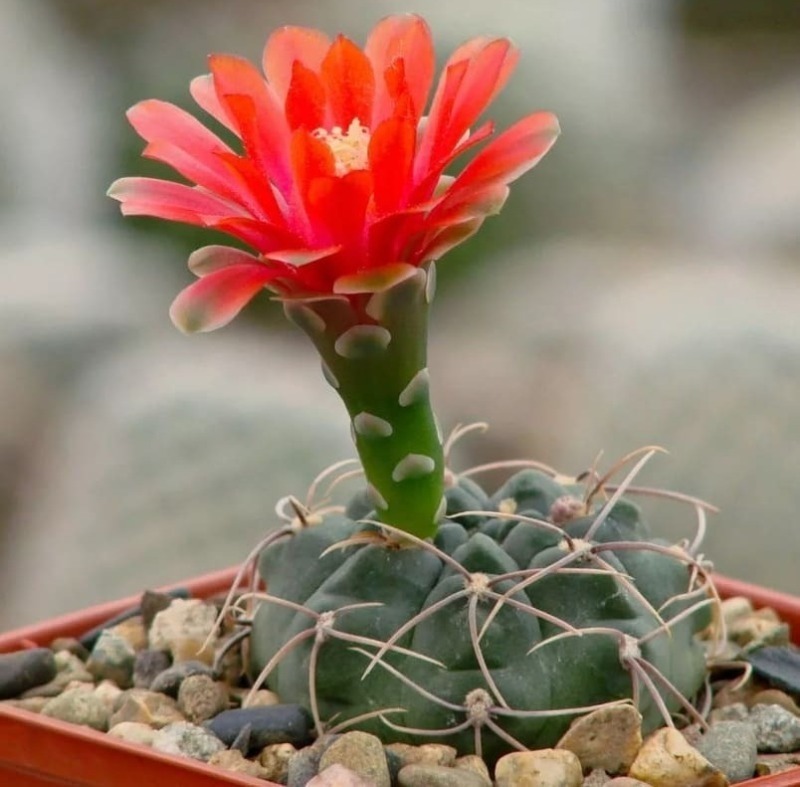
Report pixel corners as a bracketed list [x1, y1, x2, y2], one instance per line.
[0, 569, 797, 786]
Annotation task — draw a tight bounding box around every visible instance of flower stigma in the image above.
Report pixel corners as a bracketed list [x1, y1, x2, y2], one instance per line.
[312, 118, 371, 176]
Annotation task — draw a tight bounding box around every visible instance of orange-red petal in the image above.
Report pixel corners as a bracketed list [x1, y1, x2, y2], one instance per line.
[107, 177, 243, 225]
[365, 15, 434, 124]
[262, 25, 330, 103]
[320, 36, 375, 129]
[445, 112, 560, 196]
[306, 170, 372, 253]
[211, 216, 303, 253]
[417, 38, 519, 176]
[369, 116, 416, 215]
[285, 61, 327, 131]
[189, 74, 237, 132]
[170, 263, 277, 333]
[209, 55, 291, 193]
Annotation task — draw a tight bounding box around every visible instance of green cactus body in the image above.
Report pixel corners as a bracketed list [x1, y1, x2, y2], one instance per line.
[249, 469, 712, 763]
[283, 264, 444, 540]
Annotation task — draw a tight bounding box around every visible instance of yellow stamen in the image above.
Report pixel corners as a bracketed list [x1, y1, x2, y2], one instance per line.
[312, 118, 370, 176]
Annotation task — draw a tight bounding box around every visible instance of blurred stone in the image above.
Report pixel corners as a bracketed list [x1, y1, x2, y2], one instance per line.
[696, 721, 757, 783]
[437, 242, 800, 592]
[748, 704, 800, 753]
[385, 743, 457, 768]
[557, 704, 642, 774]
[109, 688, 184, 729]
[2, 334, 353, 628]
[86, 630, 136, 689]
[108, 720, 157, 747]
[176, 674, 228, 724]
[317, 731, 390, 787]
[258, 742, 296, 783]
[207, 749, 269, 778]
[0, 649, 57, 700]
[151, 720, 225, 762]
[629, 728, 727, 786]
[41, 686, 110, 731]
[495, 749, 583, 787]
[149, 599, 217, 665]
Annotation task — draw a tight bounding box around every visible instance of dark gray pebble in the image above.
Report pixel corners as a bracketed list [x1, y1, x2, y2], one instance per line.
[287, 745, 322, 787]
[746, 646, 800, 695]
[133, 649, 172, 689]
[149, 660, 214, 697]
[0, 649, 57, 700]
[205, 704, 313, 753]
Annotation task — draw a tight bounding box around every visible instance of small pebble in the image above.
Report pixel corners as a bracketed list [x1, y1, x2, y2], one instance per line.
[557, 703, 642, 774]
[748, 703, 800, 753]
[49, 637, 90, 660]
[149, 660, 215, 697]
[385, 743, 457, 768]
[93, 680, 124, 713]
[108, 688, 185, 729]
[207, 748, 269, 778]
[149, 599, 217, 664]
[454, 754, 492, 785]
[495, 749, 583, 787]
[398, 763, 488, 787]
[133, 649, 172, 689]
[107, 721, 157, 747]
[86, 630, 136, 689]
[307, 764, 375, 787]
[317, 731, 390, 787]
[177, 674, 228, 723]
[258, 742, 296, 783]
[749, 689, 800, 717]
[728, 614, 789, 649]
[287, 742, 325, 787]
[754, 752, 800, 776]
[241, 688, 281, 707]
[709, 702, 750, 724]
[140, 590, 177, 630]
[0, 649, 57, 700]
[205, 704, 313, 753]
[151, 720, 225, 762]
[697, 721, 757, 783]
[628, 728, 727, 787]
[109, 616, 148, 652]
[41, 686, 110, 731]
[583, 768, 613, 785]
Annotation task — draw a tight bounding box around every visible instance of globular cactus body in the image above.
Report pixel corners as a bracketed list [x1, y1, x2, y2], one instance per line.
[249, 469, 712, 763]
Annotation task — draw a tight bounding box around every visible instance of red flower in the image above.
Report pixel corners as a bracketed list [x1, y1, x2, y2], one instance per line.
[109, 15, 559, 332]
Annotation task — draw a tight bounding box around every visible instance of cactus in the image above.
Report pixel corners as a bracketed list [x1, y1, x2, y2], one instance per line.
[243, 455, 715, 763]
[111, 12, 720, 768]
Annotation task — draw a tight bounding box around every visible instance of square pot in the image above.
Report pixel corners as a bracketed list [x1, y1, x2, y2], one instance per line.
[0, 570, 797, 786]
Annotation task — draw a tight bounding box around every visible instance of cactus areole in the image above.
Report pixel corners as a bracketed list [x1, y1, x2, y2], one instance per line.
[111, 13, 715, 762]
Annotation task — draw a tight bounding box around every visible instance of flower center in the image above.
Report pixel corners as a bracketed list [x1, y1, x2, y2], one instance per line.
[312, 118, 370, 176]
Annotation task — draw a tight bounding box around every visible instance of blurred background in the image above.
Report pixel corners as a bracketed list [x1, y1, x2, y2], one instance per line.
[1, 0, 798, 627]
